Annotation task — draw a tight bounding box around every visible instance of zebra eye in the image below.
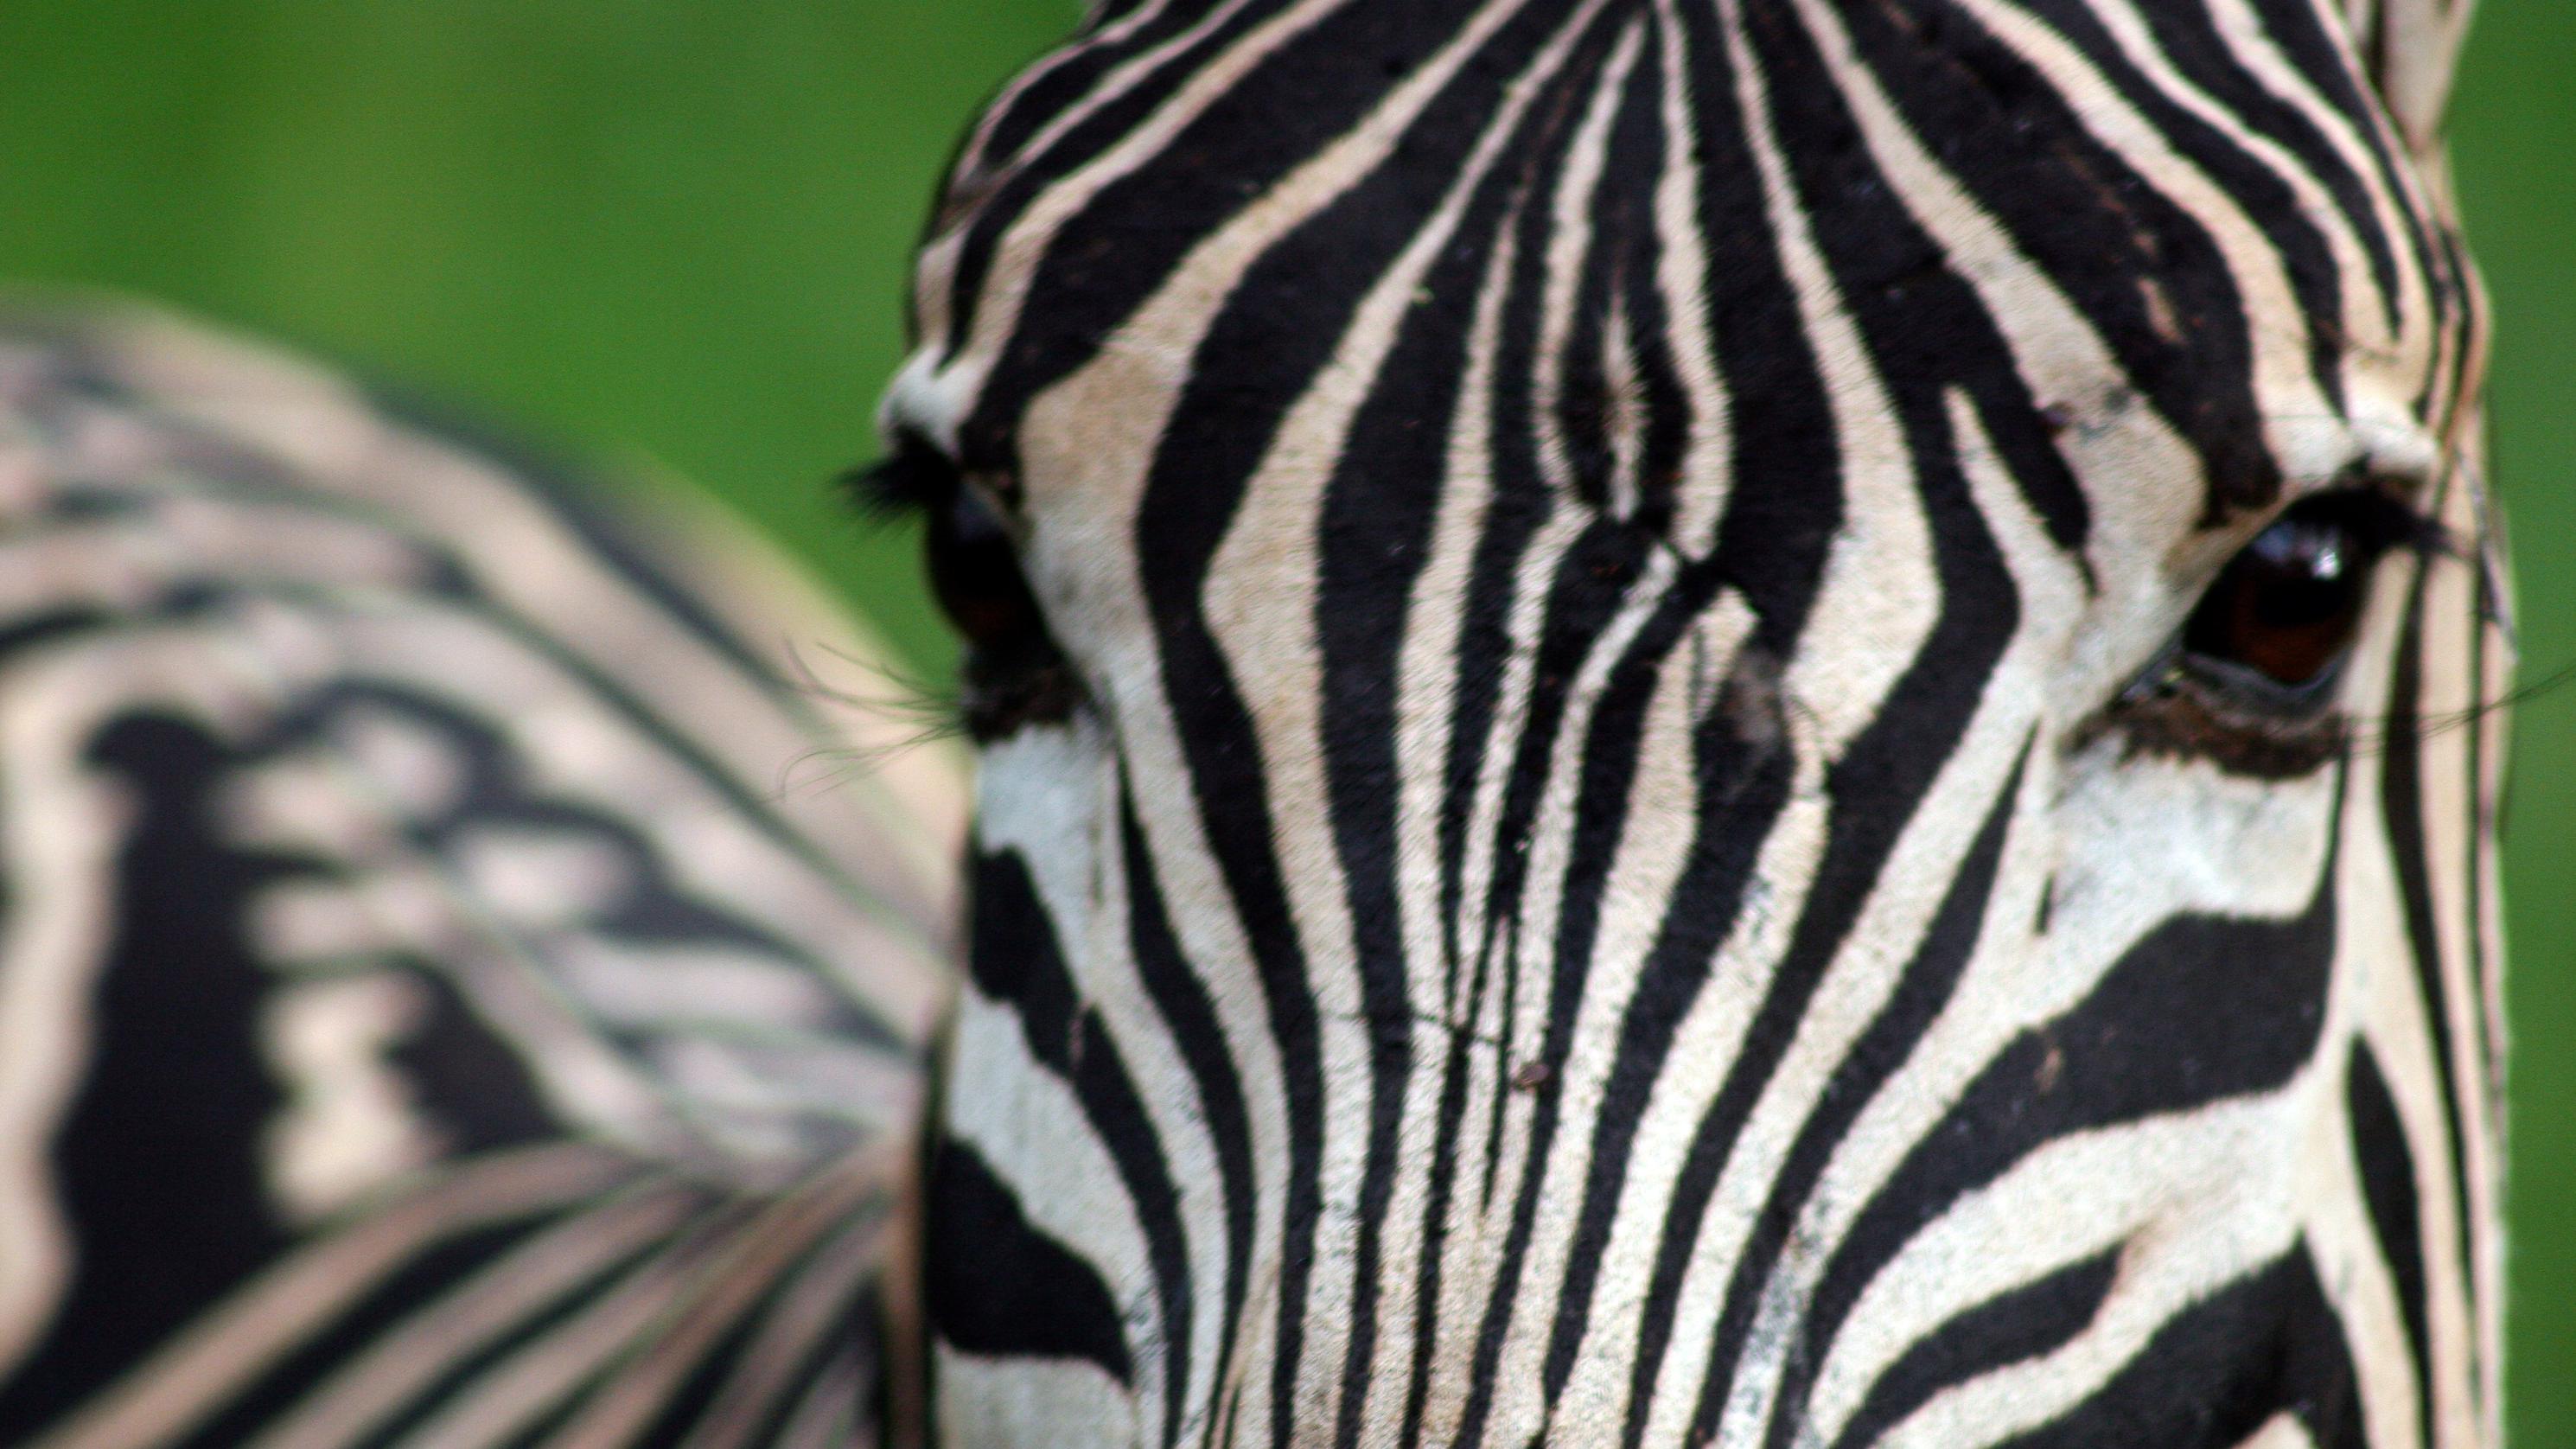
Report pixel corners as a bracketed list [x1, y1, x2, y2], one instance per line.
[2179, 489, 2433, 695]
[849, 437, 1045, 650]
[925, 485, 1044, 650]
[845, 438, 1083, 741]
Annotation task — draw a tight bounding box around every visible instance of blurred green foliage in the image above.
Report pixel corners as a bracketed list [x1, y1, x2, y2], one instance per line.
[3, 1, 2567, 1437]
[2452, 3, 2576, 1436]
[0, 1, 1080, 671]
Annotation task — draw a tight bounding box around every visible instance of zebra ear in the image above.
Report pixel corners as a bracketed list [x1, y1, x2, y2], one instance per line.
[2338, 0, 2478, 158]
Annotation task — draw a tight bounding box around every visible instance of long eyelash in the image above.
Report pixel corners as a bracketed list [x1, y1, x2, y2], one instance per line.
[2333, 485, 2535, 754]
[2343, 654, 2576, 757]
[769, 639, 970, 799]
[840, 431, 959, 520]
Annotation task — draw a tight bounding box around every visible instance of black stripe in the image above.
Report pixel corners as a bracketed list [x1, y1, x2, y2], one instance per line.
[1408, 16, 1685, 1440]
[0, 715, 300, 1439]
[1807, 801, 2342, 1408]
[1120, 791, 1257, 1444]
[1823, 0, 2280, 520]
[1667, 1, 2032, 1430]
[1384, 37, 1648, 1439]
[1996, 1248, 2368, 1449]
[627, 1221, 883, 1449]
[1827, 1247, 2119, 1449]
[1546, 633, 1797, 1449]
[2107, 0, 2403, 341]
[938, 0, 1290, 367]
[970, 2, 1239, 177]
[1553, 27, 1674, 517]
[1665, 0, 1845, 657]
[2244, 0, 2451, 345]
[1449, 520, 1678, 1436]
[1307, 15, 1564, 1433]
[2374, 553, 2482, 1415]
[960, 846, 1184, 1412]
[959, 0, 1513, 469]
[177, 1213, 591, 1448]
[353, 1190, 742, 1445]
[2347, 1041, 2434, 1430]
[1605, 54, 1696, 540]
[739, 1285, 884, 1447]
[1449, 400, 1672, 1437]
[924, 1139, 1133, 1382]
[1999, 0, 2352, 416]
[1112, 5, 1605, 1439]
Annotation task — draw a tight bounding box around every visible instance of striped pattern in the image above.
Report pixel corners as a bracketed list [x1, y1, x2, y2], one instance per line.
[887, 1, 2507, 1445]
[0, 303, 965, 1447]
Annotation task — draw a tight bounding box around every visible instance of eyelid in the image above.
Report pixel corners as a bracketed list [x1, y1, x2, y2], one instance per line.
[2324, 484, 2453, 560]
[2235, 481, 2452, 569]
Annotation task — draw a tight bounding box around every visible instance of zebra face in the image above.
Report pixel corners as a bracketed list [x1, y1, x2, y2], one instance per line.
[877, 2, 2506, 1445]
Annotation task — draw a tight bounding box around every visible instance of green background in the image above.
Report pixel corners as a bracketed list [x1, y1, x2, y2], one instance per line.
[4, 1, 2567, 1434]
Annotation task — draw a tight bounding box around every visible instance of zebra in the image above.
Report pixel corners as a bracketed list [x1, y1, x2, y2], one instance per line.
[0, 306, 963, 1446]
[876, 0, 2509, 1444]
[0, 0, 2515, 1446]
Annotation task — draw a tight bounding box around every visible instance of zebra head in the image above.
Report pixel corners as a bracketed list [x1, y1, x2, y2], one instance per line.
[875, 1, 2505, 1444]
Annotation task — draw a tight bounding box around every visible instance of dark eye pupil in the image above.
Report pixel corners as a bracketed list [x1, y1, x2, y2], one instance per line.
[2183, 500, 2376, 689]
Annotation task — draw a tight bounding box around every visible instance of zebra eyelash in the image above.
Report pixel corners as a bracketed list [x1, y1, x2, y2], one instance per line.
[842, 432, 962, 520]
[838, 433, 1086, 744]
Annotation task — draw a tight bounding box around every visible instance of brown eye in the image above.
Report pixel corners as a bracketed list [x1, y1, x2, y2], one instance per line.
[2180, 489, 2430, 693]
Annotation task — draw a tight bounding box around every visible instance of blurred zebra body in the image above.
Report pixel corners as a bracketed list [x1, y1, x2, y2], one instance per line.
[883, 0, 2509, 1445]
[0, 309, 963, 1447]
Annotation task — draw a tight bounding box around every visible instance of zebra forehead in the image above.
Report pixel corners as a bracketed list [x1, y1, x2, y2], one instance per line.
[891, 0, 2473, 541]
